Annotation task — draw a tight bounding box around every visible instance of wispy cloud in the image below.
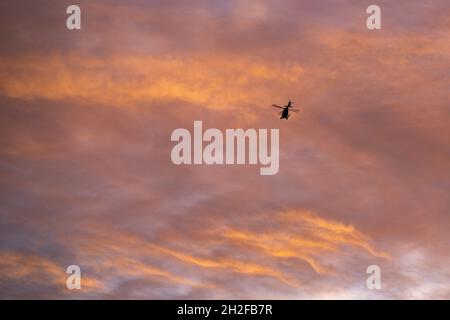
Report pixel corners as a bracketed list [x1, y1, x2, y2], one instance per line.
[0, 0, 449, 299]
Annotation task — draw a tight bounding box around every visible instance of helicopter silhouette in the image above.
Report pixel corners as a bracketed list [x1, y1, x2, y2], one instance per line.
[271, 100, 299, 119]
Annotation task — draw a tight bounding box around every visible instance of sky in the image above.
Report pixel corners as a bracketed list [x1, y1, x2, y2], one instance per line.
[0, 0, 449, 299]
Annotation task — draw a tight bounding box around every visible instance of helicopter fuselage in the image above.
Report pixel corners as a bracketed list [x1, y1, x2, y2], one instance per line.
[280, 107, 290, 119]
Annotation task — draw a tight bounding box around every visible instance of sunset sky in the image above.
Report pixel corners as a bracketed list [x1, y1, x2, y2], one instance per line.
[0, 0, 449, 299]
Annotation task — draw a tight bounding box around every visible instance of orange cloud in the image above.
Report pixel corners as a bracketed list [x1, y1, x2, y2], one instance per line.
[279, 210, 390, 258]
[0, 252, 103, 292]
[221, 210, 389, 275]
[0, 54, 306, 108]
[71, 229, 298, 288]
[41, 208, 387, 293]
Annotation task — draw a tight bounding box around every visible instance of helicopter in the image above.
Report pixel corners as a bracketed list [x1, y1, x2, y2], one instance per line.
[271, 100, 299, 119]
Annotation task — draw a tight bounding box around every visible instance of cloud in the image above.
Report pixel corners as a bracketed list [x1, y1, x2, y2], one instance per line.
[0, 0, 449, 299]
[0, 208, 390, 298]
[0, 54, 306, 109]
[0, 252, 102, 298]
